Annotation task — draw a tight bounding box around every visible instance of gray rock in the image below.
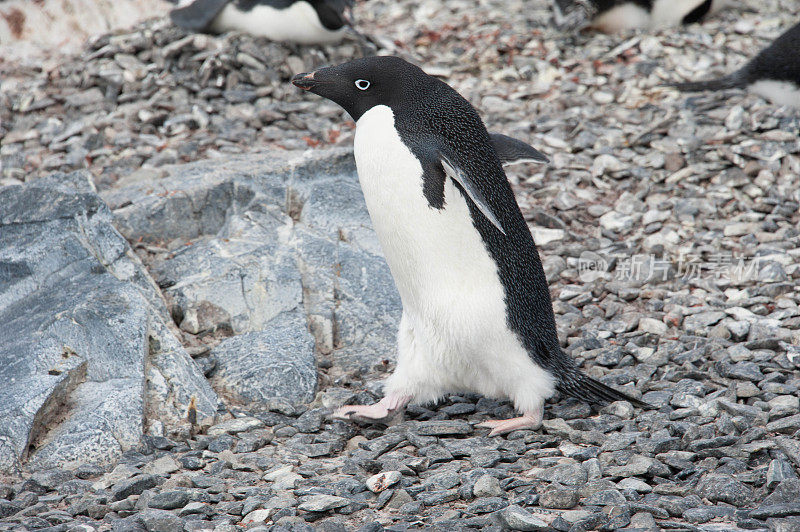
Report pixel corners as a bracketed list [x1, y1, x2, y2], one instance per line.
[138, 508, 185, 532]
[499, 505, 549, 531]
[526, 463, 587, 486]
[467, 497, 507, 514]
[768, 459, 798, 489]
[473, 474, 504, 498]
[750, 504, 800, 519]
[106, 149, 401, 381]
[538, 484, 578, 509]
[683, 311, 726, 334]
[148, 490, 190, 510]
[763, 480, 800, 506]
[696, 474, 754, 506]
[415, 420, 473, 436]
[767, 415, 800, 434]
[112, 474, 157, 501]
[210, 310, 317, 407]
[0, 172, 217, 473]
[297, 495, 349, 512]
[0, 500, 22, 518]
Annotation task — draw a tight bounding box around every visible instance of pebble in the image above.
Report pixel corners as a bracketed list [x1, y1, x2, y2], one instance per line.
[498, 504, 549, 530]
[112, 475, 158, 501]
[366, 471, 402, 493]
[298, 495, 350, 512]
[138, 508, 184, 532]
[472, 474, 504, 498]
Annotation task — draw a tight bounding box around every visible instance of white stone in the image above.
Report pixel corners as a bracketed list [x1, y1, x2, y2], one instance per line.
[366, 471, 402, 493]
[473, 474, 504, 497]
[638, 318, 667, 335]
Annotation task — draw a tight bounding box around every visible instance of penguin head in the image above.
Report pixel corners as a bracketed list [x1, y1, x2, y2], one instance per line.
[292, 56, 432, 121]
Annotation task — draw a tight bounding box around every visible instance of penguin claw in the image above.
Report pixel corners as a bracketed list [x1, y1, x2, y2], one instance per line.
[332, 404, 392, 423]
[476, 411, 543, 436]
[332, 394, 412, 424]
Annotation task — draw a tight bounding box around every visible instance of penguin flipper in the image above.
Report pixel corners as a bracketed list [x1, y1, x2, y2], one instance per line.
[439, 151, 507, 235]
[489, 133, 550, 166]
[170, 0, 231, 31]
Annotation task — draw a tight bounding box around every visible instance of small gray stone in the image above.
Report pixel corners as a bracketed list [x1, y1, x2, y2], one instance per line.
[750, 504, 800, 519]
[583, 489, 626, 506]
[415, 420, 473, 436]
[366, 471, 402, 493]
[467, 497, 507, 514]
[768, 460, 799, 489]
[539, 485, 578, 509]
[206, 417, 264, 436]
[298, 495, 349, 512]
[473, 475, 504, 498]
[696, 474, 753, 506]
[767, 415, 800, 434]
[148, 490, 190, 510]
[499, 505, 549, 531]
[138, 508, 185, 532]
[113, 475, 157, 501]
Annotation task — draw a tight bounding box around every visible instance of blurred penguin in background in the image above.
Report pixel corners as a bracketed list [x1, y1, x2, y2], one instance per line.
[552, 0, 730, 33]
[671, 20, 800, 108]
[168, 0, 357, 45]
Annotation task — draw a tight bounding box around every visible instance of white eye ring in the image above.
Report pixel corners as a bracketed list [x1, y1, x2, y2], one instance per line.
[355, 79, 370, 90]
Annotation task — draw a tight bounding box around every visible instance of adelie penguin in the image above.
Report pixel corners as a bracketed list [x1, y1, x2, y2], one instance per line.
[551, 0, 729, 33]
[672, 20, 800, 108]
[292, 56, 649, 436]
[168, 0, 356, 45]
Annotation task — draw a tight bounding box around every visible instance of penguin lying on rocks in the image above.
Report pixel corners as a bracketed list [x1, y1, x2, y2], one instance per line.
[552, 0, 729, 33]
[168, 0, 356, 45]
[671, 20, 800, 108]
[292, 56, 649, 436]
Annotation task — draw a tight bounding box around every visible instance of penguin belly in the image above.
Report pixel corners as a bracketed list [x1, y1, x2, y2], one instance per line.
[650, 0, 727, 28]
[211, 1, 345, 44]
[592, 3, 651, 32]
[353, 105, 555, 413]
[748, 80, 800, 108]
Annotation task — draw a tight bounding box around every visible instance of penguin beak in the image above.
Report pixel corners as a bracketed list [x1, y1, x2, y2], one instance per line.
[291, 72, 317, 91]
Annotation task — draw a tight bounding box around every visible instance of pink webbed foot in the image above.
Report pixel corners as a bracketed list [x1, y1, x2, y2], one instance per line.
[476, 408, 543, 437]
[333, 394, 411, 423]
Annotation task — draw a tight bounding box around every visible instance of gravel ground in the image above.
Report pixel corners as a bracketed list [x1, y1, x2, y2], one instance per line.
[2, 0, 800, 530]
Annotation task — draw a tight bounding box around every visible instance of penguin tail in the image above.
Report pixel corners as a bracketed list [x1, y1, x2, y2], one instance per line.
[669, 72, 746, 93]
[556, 368, 652, 410]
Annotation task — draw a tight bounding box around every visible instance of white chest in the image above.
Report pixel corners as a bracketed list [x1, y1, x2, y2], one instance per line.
[592, 3, 650, 32]
[749, 80, 800, 108]
[211, 1, 345, 44]
[593, 0, 728, 32]
[353, 105, 507, 333]
[651, 0, 725, 28]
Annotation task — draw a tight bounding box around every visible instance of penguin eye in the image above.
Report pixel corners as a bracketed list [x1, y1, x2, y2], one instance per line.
[354, 79, 370, 91]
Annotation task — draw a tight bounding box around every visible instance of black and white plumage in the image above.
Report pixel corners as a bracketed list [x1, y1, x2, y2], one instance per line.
[292, 57, 648, 435]
[168, 0, 355, 45]
[672, 20, 800, 108]
[552, 0, 729, 32]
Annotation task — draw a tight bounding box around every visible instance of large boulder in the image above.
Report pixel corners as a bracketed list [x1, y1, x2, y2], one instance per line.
[102, 149, 402, 389]
[0, 172, 219, 474]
